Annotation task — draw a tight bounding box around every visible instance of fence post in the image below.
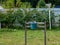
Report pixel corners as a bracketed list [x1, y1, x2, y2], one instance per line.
[25, 21, 27, 45]
[44, 20, 46, 45]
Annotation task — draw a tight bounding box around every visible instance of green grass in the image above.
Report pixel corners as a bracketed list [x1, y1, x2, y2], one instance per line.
[0, 29, 60, 45]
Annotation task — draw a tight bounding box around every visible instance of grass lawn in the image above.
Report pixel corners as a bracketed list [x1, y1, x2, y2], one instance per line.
[0, 28, 60, 45]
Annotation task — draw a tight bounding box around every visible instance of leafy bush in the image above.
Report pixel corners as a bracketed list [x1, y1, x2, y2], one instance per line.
[0, 13, 6, 22]
[2, 0, 14, 8]
[37, 0, 46, 8]
[0, 9, 55, 29]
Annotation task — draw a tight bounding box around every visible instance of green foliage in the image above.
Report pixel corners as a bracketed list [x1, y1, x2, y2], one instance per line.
[0, 9, 55, 29]
[13, 9, 25, 26]
[20, 0, 39, 8]
[0, 0, 45, 8]
[24, 9, 48, 22]
[54, 0, 60, 5]
[1, 0, 60, 8]
[47, 0, 60, 5]
[14, 9, 24, 21]
[37, 0, 46, 8]
[2, 0, 14, 8]
[2, 0, 31, 8]
[0, 13, 6, 22]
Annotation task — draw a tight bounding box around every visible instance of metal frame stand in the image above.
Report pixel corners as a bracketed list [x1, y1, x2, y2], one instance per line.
[24, 21, 46, 45]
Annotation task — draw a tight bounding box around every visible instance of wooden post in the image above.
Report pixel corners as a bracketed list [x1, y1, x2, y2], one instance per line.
[25, 21, 27, 45]
[44, 20, 46, 45]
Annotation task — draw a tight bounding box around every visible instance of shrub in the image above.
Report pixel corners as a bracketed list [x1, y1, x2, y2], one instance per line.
[0, 9, 55, 29]
[37, 0, 46, 8]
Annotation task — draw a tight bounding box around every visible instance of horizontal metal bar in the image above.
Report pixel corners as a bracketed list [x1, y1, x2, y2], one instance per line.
[38, 26, 45, 28]
[37, 22, 45, 24]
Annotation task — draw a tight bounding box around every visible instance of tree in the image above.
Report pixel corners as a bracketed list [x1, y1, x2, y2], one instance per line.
[2, 0, 14, 8]
[14, 0, 17, 7]
[0, 13, 7, 28]
[54, 0, 60, 5]
[37, 0, 46, 8]
[45, 0, 60, 5]
[21, 0, 39, 8]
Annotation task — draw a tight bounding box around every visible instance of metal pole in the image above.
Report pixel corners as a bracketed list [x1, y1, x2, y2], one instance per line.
[46, 3, 51, 30]
[0, 22, 1, 29]
[49, 8, 51, 30]
[25, 21, 27, 45]
[44, 20, 46, 45]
